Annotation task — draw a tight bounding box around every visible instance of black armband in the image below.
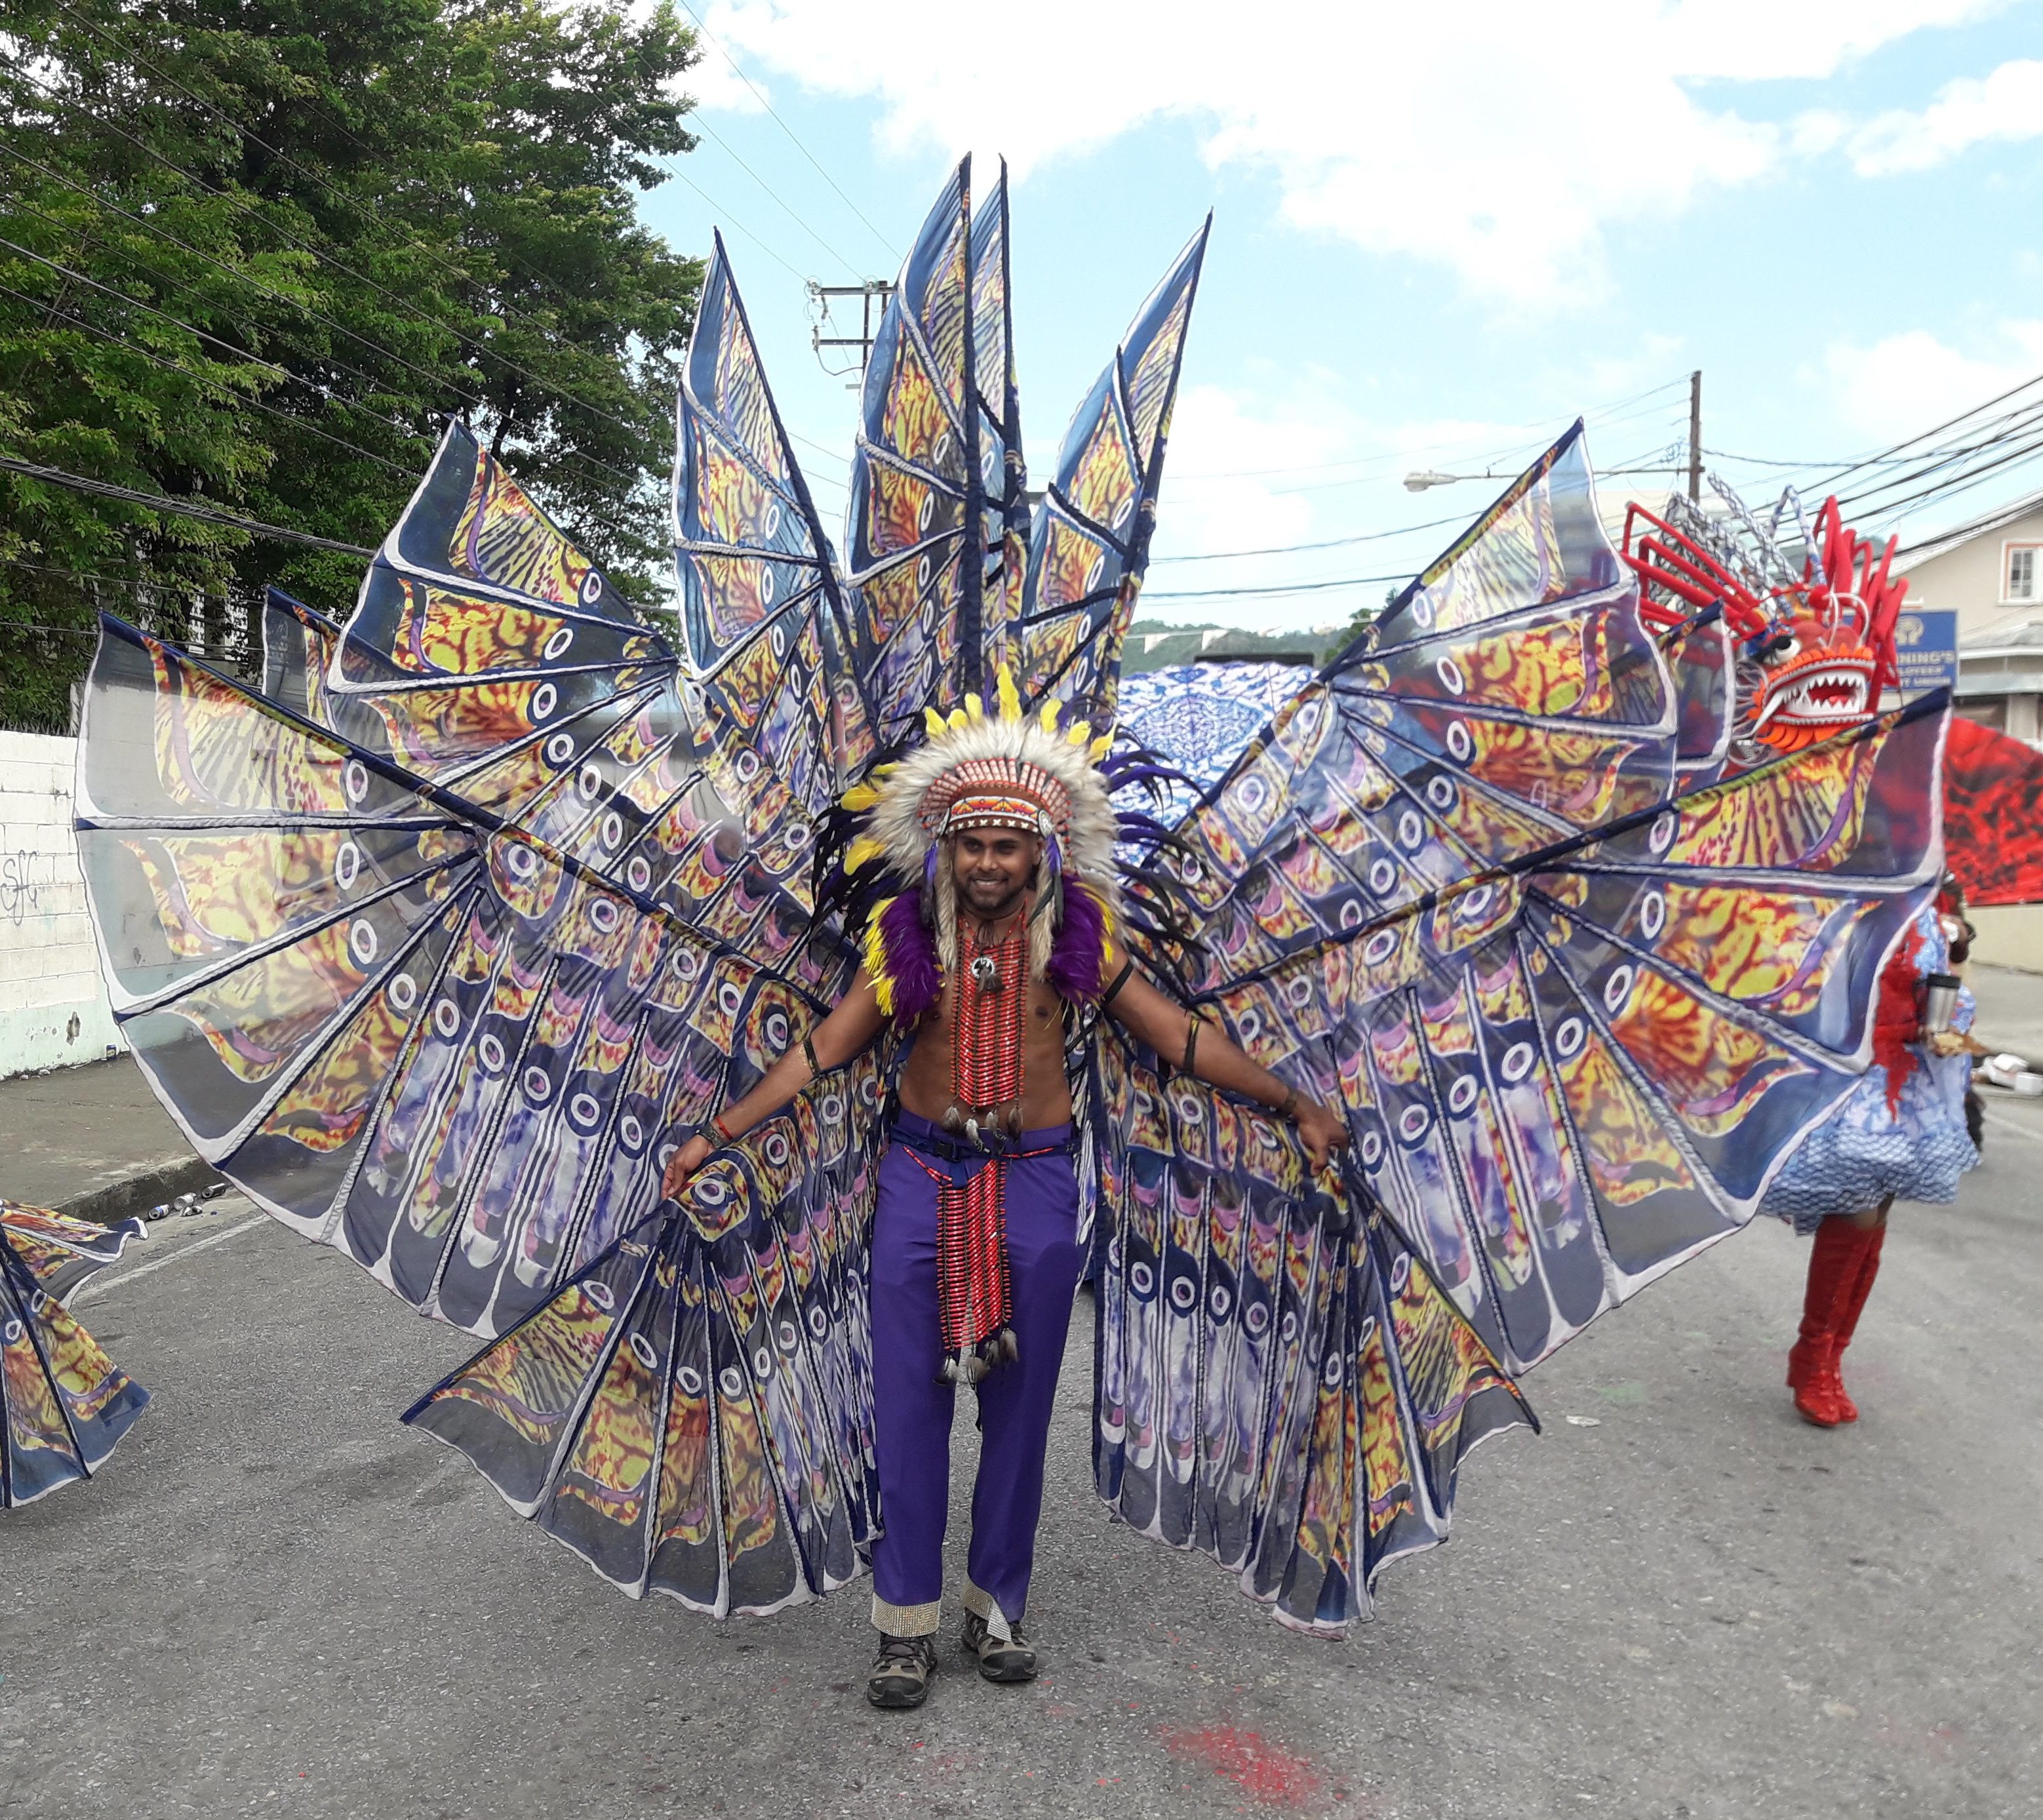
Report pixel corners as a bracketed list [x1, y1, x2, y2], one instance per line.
[1100, 958, 1136, 1008]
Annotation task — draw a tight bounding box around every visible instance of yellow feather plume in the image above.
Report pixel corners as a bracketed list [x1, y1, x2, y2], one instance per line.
[1039, 700, 1061, 733]
[840, 782, 881, 812]
[996, 665, 1023, 722]
[844, 835, 885, 873]
[1089, 733, 1113, 761]
[1065, 720, 1092, 748]
[964, 692, 985, 721]
[947, 707, 970, 731]
[924, 706, 948, 740]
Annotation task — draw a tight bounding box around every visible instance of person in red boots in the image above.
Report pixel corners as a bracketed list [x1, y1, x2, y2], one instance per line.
[1760, 879, 1979, 1426]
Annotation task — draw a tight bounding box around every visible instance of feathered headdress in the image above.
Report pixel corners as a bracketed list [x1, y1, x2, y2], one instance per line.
[833, 665, 1121, 1023]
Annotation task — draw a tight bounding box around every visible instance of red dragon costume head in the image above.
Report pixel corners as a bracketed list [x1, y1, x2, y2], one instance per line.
[1623, 493, 1906, 753]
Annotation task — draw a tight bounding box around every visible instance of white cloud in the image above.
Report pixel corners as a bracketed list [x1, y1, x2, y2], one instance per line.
[1846, 58, 2043, 174]
[699, 0, 1987, 305]
[1821, 321, 2043, 441]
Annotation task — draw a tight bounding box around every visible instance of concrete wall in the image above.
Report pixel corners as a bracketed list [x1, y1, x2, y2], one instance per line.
[1968, 904, 2043, 976]
[0, 732, 122, 1077]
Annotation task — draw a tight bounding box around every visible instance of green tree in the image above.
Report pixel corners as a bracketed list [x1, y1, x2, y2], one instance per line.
[0, 0, 704, 732]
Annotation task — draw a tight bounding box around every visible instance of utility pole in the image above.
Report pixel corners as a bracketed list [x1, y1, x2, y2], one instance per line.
[808, 279, 896, 385]
[1688, 368, 1703, 502]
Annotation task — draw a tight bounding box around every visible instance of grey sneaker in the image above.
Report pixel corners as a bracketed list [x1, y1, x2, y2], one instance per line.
[865, 1632, 937, 1709]
[960, 1610, 1037, 1683]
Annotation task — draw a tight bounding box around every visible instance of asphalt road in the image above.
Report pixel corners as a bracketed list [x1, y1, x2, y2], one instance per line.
[5, 1109, 2040, 1819]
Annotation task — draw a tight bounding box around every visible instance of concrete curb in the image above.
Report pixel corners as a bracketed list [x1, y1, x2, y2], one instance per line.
[56, 1155, 224, 1226]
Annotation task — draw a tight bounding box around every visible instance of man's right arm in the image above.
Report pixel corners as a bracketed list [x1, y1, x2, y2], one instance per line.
[662, 968, 888, 1193]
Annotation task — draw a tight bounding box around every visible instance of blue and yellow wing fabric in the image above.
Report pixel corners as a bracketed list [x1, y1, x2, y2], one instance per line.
[843, 158, 991, 738]
[404, 1050, 886, 1613]
[673, 232, 877, 833]
[1016, 222, 1208, 730]
[1, 1201, 150, 1509]
[1089, 425, 1943, 1631]
[74, 574, 844, 1343]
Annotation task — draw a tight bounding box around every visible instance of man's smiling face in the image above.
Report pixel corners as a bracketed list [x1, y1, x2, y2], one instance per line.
[951, 827, 1039, 922]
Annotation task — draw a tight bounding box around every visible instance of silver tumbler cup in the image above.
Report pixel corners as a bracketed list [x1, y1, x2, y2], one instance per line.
[1919, 972, 1960, 1035]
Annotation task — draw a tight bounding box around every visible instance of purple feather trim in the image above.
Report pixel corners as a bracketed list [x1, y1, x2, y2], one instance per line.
[879, 892, 942, 1027]
[1048, 883, 1108, 1003]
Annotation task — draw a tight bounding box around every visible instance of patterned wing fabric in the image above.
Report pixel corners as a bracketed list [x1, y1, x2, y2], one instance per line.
[0, 1200, 147, 1302]
[844, 159, 984, 740]
[970, 163, 1027, 682]
[673, 234, 877, 830]
[309, 424, 833, 987]
[74, 621, 839, 1338]
[1944, 713, 2043, 905]
[1, 1202, 150, 1508]
[405, 1055, 886, 1613]
[1086, 1046, 1528, 1634]
[1132, 431, 1938, 1377]
[1017, 222, 1209, 729]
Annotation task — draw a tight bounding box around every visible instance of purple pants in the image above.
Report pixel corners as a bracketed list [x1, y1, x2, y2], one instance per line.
[868, 1113, 1083, 1638]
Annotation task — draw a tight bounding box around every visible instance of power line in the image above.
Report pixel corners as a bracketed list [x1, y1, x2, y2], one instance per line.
[1149, 510, 1470, 564]
[688, 117, 863, 275]
[0, 59, 659, 445]
[0, 149, 649, 498]
[666, 167, 814, 286]
[39, 1, 662, 374]
[2, 553, 231, 596]
[0, 275, 421, 479]
[0, 454, 376, 554]
[1144, 570, 1414, 603]
[670, 1, 902, 264]
[0, 231, 440, 457]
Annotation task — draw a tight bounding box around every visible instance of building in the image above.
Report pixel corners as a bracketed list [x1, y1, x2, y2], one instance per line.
[1896, 490, 2043, 737]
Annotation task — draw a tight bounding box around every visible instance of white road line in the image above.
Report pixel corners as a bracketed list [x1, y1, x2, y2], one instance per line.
[69, 1212, 268, 1305]
[1978, 1102, 2043, 1145]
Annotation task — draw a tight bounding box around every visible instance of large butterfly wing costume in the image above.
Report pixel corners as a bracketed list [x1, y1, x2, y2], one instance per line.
[75, 161, 1943, 1629]
[1, 1202, 150, 1508]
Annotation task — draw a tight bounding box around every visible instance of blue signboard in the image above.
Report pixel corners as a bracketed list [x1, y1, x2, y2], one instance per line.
[1894, 608, 1957, 694]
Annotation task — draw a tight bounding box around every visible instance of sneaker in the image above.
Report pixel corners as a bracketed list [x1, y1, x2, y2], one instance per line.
[960, 1610, 1037, 1684]
[865, 1633, 936, 1710]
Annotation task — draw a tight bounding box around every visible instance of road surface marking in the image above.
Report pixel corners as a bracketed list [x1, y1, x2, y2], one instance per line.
[70, 1212, 268, 1305]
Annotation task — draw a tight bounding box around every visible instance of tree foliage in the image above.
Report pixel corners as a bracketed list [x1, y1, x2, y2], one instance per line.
[0, 0, 704, 731]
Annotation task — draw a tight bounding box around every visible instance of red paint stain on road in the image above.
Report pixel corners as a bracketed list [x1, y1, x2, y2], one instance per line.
[1159, 1725, 1325, 1808]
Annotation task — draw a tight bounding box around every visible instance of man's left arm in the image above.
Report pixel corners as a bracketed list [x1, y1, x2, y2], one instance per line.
[1098, 943, 1349, 1170]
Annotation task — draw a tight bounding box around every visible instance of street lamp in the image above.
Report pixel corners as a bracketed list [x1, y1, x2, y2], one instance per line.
[1402, 469, 1505, 492]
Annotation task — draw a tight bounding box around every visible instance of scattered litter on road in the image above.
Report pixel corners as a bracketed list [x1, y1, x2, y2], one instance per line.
[144, 1181, 235, 1221]
[1564, 1415, 1602, 1427]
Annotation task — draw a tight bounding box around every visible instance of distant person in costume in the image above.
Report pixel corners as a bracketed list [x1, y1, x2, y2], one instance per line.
[662, 682, 1346, 1707]
[1760, 878, 1977, 1425]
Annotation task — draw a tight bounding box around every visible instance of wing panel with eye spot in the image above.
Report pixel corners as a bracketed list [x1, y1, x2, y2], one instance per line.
[1085, 1031, 1528, 1634]
[1019, 220, 1209, 730]
[73, 617, 863, 1341]
[844, 158, 981, 740]
[1, 1205, 151, 1508]
[404, 1055, 888, 1614]
[674, 232, 878, 831]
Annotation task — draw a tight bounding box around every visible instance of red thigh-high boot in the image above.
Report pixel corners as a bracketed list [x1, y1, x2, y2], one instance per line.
[1825, 1221, 1888, 1424]
[1787, 1217, 1880, 1427]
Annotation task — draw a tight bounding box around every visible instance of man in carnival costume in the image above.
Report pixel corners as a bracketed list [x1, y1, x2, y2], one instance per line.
[660, 679, 1346, 1705]
[73, 160, 1949, 1715]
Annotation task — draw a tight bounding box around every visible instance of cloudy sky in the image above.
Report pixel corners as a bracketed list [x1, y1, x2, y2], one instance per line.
[637, 0, 2043, 631]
